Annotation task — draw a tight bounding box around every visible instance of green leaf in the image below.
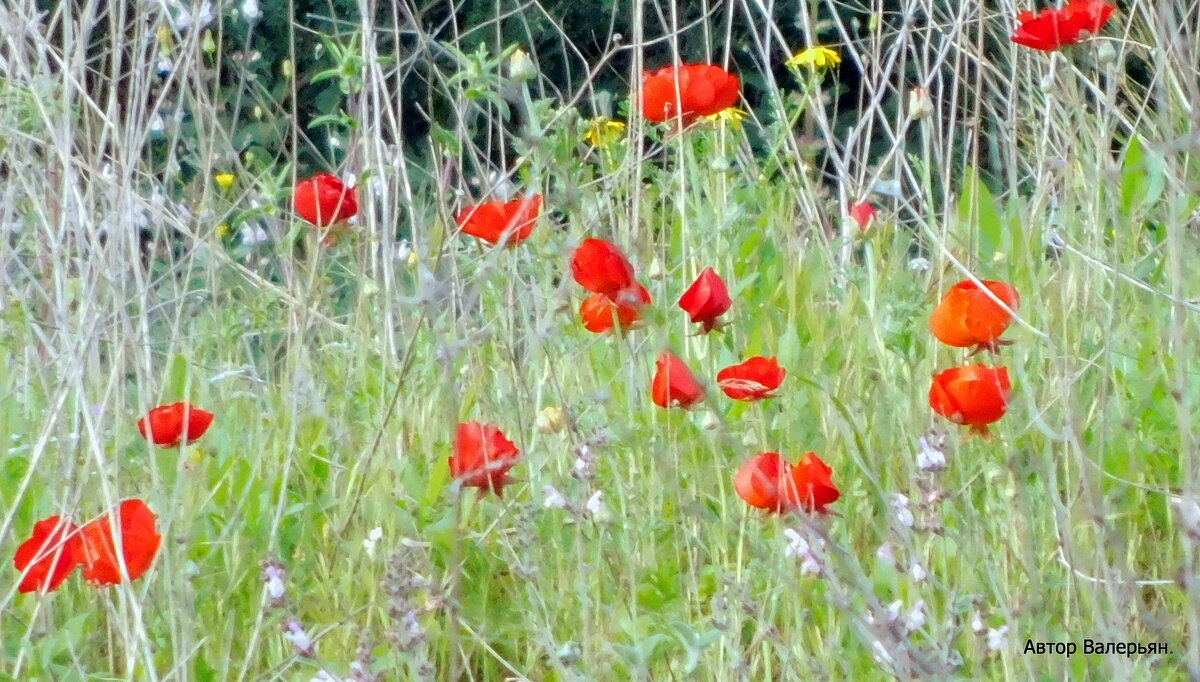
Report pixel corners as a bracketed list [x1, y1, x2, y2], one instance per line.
[166, 354, 189, 399]
[958, 167, 1002, 262]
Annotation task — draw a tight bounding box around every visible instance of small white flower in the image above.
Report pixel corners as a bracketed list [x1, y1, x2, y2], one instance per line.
[971, 611, 985, 633]
[798, 554, 820, 576]
[171, 1, 215, 31]
[395, 240, 414, 263]
[362, 526, 383, 557]
[908, 257, 931, 272]
[903, 600, 926, 634]
[916, 436, 946, 472]
[283, 620, 314, 656]
[149, 114, 165, 133]
[875, 542, 895, 565]
[239, 223, 269, 246]
[487, 171, 515, 200]
[986, 625, 1009, 652]
[265, 573, 285, 600]
[890, 494, 914, 528]
[783, 529, 808, 558]
[585, 490, 610, 521]
[1172, 496, 1200, 540]
[910, 562, 927, 582]
[403, 609, 423, 636]
[262, 562, 286, 602]
[242, 0, 260, 20]
[543, 485, 567, 509]
[884, 600, 903, 622]
[783, 529, 822, 576]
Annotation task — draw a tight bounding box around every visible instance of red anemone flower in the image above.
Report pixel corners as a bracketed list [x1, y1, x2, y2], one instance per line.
[449, 422, 520, 498]
[929, 279, 1020, 353]
[849, 202, 877, 231]
[293, 173, 358, 227]
[734, 452, 839, 514]
[455, 194, 542, 247]
[651, 351, 705, 409]
[717, 356, 786, 401]
[13, 516, 80, 594]
[137, 402, 214, 448]
[929, 364, 1012, 438]
[580, 284, 651, 334]
[570, 238, 643, 305]
[678, 267, 732, 332]
[1011, 0, 1115, 51]
[642, 64, 740, 124]
[77, 499, 162, 586]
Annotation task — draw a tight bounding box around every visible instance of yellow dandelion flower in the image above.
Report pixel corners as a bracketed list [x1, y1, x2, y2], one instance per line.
[214, 172, 235, 189]
[703, 107, 748, 128]
[584, 118, 627, 147]
[786, 46, 841, 70]
[216, 223, 231, 238]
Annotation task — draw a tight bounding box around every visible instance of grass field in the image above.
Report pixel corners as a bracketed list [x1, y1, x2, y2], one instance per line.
[2, 0, 1200, 679]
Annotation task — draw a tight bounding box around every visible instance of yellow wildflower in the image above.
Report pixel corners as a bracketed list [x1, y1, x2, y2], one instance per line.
[703, 107, 748, 129]
[584, 118, 627, 147]
[216, 224, 231, 238]
[508, 48, 537, 82]
[536, 406, 566, 434]
[786, 46, 841, 70]
[156, 25, 173, 52]
[214, 172, 235, 189]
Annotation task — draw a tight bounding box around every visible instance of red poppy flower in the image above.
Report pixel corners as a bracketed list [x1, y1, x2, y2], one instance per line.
[570, 238, 642, 304]
[77, 499, 162, 586]
[929, 364, 1012, 437]
[1011, 0, 1115, 51]
[734, 452, 791, 511]
[137, 402, 214, 448]
[580, 284, 651, 334]
[929, 280, 1020, 353]
[642, 64, 740, 124]
[717, 356, 786, 400]
[455, 194, 542, 246]
[651, 351, 705, 409]
[293, 173, 358, 227]
[13, 516, 80, 593]
[734, 452, 839, 514]
[849, 202, 877, 231]
[449, 422, 520, 497]
[783, 453, 840, 513]
[678, 267, 732, 332]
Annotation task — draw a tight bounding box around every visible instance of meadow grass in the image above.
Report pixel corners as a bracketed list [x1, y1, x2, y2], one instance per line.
[2, 0, 1199, 679]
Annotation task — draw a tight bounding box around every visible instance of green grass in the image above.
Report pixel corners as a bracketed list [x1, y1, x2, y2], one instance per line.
[3, 0, 1200, 679]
